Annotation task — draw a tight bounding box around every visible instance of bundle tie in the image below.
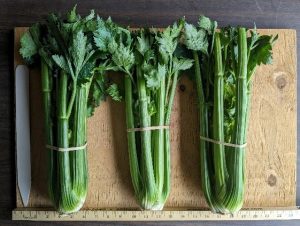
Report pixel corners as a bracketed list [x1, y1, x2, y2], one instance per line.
[46, 143, 87, 152]
[127, 125, 169, 132]
[199, 136, 247, 148]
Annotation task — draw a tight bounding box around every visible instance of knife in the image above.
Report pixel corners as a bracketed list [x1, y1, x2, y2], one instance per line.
[15, 65, 31, 207]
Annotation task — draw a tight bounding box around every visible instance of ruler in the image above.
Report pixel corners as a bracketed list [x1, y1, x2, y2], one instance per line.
[12, 207, 300, 221]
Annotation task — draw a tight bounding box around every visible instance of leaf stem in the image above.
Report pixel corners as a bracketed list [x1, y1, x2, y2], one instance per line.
[136, 66, 156, 208]
[125, 73, 141, 197]
[41, 60, 57, 205]
[212, 33, 226, 201]
[153, 73, 165, 195]
[67, 79, 77, 119]
[165, 71, 178, 124]
[223, 27, 248, 212]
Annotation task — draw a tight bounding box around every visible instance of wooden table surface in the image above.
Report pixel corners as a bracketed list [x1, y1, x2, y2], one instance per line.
[0, 0, 299, 225]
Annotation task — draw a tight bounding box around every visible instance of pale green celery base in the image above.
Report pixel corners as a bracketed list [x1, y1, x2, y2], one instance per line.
[211, 199, 243, 214]
[150, 203, 164, 211]
[58, 193, 87, 214]
[140, 199, 165, 211]
[225, 200, 243, 214]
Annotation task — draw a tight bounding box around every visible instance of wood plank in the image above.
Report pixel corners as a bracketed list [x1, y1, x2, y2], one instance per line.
[14, 28, 297, 210]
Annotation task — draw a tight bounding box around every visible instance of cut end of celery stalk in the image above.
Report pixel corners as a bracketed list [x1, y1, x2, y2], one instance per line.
[58, 195, 86, 214]
[140, 199, 165, 211]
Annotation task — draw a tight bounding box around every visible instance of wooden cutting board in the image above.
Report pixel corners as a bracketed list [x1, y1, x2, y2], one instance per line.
[14, 28, 297, 210]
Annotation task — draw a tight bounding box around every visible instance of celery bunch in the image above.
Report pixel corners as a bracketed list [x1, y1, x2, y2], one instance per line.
[20, 7, 111, 213]
[183, 16, 277, 213]
[93, 21, 193, 209]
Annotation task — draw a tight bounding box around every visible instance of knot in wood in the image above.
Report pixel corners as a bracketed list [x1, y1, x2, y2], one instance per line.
[179, 84, 186, 92]
[267, 174, 277, 187]
[275, 75, 287, 90]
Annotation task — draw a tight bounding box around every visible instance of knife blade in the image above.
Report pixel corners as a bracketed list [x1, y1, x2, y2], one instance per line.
[15, 65, 31, 207]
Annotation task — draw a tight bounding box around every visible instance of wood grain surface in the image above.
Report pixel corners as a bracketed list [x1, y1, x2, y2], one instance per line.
[14, 28, 297, 210]
[1, 1, 300, 225]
